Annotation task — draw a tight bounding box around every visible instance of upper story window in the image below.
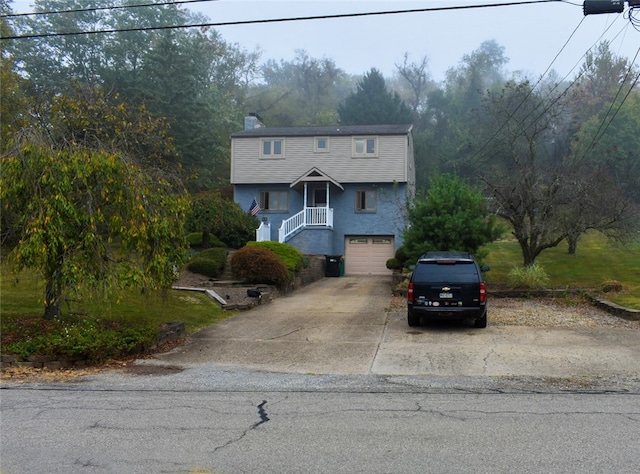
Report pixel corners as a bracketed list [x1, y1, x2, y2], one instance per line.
[314, 137, 329, 153]
[352, 137, 377, 157]
[261, 138, 284, 158]
[355, 190, 377, 212]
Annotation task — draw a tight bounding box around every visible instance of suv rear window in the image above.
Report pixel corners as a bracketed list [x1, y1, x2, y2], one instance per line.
[413, 261, 478, 283]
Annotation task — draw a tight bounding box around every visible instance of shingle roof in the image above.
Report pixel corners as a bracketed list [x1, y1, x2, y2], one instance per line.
[231, 123, 412, 138]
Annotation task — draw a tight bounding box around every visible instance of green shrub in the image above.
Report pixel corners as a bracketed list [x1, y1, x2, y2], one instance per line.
[230, 246, 291, 289]
[187, 247, 227, 278]
[394, 245, 410, 267]
[4, 318, 157, 362]
[507, 263, 550, 289]
[246, 241, 305, 272]
[187, 232, 203, 247]
[187, 192, 259, 249]
[186, 232, 226, 249]
[386, 257, 403, 271]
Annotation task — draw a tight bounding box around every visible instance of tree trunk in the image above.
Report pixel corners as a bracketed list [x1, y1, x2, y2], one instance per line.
[43, 247, 64, 319]
[44, 277, 62, 319]
[201, 230, 211, 249]
[567, 232, 579, 255]
[518, 240, 537, 267]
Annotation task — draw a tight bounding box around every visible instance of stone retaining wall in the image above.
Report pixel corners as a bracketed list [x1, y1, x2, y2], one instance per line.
[588, 296, 640, 321]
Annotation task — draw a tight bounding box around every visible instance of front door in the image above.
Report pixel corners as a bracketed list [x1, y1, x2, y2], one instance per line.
[313, 188, 327, 206]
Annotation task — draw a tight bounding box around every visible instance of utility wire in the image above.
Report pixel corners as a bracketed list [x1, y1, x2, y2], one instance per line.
[577, 45, 640, 161]
[468, 9, 635, 170]
[2, 0, 218, 18]
[465, 14, 588, 165]
[1, 0, 566, 40]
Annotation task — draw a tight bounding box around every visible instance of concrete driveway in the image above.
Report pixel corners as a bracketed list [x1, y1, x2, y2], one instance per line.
[157, 276, 640, 377]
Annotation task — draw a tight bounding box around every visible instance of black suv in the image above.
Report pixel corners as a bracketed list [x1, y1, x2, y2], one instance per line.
[407, 251, 489, 328]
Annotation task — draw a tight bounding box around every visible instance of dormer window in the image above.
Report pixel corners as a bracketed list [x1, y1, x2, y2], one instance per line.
[352, 137, 377, 157]
[261, 138, 284, 158]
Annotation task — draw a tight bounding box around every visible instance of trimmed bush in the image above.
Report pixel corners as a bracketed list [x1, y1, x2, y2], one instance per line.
[386, 257, 403, 271]
[187, 232, 203, 247]
[187, 247, 228, 278]
[186, 232, 226, 249]
[230, 246, 291, 289]
[395, 245, 410, 266]
[246, 241, 305, 272]
[507, 263, 550, 289]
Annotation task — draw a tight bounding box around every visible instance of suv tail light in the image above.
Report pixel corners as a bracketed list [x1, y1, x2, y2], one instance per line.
[407, 282, 414, 303]
[479, 282, 486, 302]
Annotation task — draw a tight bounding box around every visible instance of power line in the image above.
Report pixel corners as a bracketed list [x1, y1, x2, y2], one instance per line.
[578, 45, 640, 161]
[1, 0, 566, 40]
[465, 13, 589, 165]
[2, 0, 218, 18]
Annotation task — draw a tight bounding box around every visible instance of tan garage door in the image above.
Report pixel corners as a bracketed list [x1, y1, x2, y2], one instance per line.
[344, 236, 394, 275]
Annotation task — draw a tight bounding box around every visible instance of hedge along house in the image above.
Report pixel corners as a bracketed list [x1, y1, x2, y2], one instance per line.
[231, 114, 416, 275]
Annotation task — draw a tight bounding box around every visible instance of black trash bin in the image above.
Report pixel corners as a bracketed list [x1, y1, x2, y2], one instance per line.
[325, 255, 341, 277]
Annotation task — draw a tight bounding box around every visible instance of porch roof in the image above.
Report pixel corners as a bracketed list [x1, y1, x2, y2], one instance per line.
[290, 167, 344, 191]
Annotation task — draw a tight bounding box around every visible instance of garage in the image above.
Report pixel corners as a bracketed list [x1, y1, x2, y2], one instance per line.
[344, 236, 394, 275]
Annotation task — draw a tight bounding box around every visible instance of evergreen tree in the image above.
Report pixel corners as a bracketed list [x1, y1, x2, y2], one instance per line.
[338, 68, 412, 125]
[403, 174, 502, 261]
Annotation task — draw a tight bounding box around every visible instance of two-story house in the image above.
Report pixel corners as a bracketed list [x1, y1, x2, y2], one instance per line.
[231, 115, 415, 275]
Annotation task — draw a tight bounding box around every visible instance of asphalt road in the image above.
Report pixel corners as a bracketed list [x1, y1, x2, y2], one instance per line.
[155, 276, 640, 379]
[2, 379, 640, 474]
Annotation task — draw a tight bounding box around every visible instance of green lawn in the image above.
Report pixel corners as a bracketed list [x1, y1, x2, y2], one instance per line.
[481, 231, 640, 309]
[1, 266, 234, 335]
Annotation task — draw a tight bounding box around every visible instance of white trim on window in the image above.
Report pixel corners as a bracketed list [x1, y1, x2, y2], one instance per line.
[314, 137, 330, 153]
[260, 138, 285, 158]
[352, 136, 378, 158]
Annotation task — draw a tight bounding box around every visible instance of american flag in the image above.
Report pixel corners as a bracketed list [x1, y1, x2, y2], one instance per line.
[248, 198, 260, 215]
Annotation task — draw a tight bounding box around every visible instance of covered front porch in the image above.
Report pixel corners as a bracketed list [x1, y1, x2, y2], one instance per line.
[256, 167, 343, 244]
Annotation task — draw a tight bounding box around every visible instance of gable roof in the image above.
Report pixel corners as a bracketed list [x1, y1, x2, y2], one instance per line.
[231, 123, 412, 138]
[290, 167, 344, 191]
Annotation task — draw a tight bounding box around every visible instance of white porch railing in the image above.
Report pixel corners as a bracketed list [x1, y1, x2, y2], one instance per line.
[278, 207, 333, 243]
[256, 221, 271, 242]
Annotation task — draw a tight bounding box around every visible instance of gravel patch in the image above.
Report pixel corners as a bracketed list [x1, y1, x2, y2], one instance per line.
[489, 296, 640, 328]
[390, 294, 640, 329]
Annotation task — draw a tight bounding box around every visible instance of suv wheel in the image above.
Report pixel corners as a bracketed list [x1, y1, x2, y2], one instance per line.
[474, 313, 487, 328]
[408, 312, 420, 327]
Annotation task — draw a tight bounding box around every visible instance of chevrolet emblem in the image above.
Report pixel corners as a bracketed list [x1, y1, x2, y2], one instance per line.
[442, 287, 451, 291]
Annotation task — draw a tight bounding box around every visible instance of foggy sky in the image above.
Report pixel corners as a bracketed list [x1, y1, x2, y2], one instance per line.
[9, 0, 639, 81]
[188, 0, 638, 81]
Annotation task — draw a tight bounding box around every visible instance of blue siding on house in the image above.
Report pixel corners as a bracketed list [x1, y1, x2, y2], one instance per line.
[287, 227, 334, 255]
[234, 182, 407, 255]
[235, 184, 301, 242]
[332, 183, 407, 255]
